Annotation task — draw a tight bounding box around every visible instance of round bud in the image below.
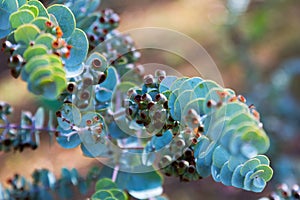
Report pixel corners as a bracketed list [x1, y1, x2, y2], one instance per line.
[10, 54, 23, 65]
[161, 155, 172, 164]
[155, 93, 167, 104]
[126, 107, 134, 117]
[80, 90, 90, 100]
[78, 102, 89, 109]
[178, 160, 189, 169]
[268, 192, 280, 200]
[184, 148, 194, 157]
[141, 93, 152, 102]
[98, 72, 106, 84]
[292, 185, 300, 199]
[175, 138, 185, 148]
[155, 70, 166, 78]
[83, 75, 93, 86]
[147, 101, 155, 109]
[134, 64, 145, 76]
[2, 40, 13, 50]
[92, 58, 102, 69]
[143, 74, 154, 85]
[127, 89, 137, 99]
[187, 165, 196, 174]
[134, 94, 142, 103]
[278, 183, 289, 197]
[207, 99, 216, 108]
[67, 82, 77, 93]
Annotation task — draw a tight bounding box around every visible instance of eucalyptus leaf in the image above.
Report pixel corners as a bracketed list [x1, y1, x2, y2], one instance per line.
[64, 28, 88, 68]
[47, 4, 76, 38]
[27, 0, 50, 18]
[14, 24, 40, 45]
[9, 9, 35, 30]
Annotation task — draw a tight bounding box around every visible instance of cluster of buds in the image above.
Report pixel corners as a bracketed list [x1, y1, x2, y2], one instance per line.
[87, 9, 120, 50]
[59, 57, 107, 109]
[159, 146, 202, 182]
[262, 184, 300, 200]
[2, 21, 72, 79]
[185, 109, 205, 143]
[2, 40, 25, 78]
[205, 88, 261, 121]
[124, 70, 182, 136]
[55, 103, 106, 144]
[101, 32, 141, 75]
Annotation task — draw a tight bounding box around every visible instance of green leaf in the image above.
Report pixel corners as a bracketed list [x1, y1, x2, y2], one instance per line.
[254, 155, 270, 165]
[240, 158, 260, 176]
[14, 24, 40, 45]
[92, 190, 114, 199]
[9, 9, 35, 29]
[31, 17, 50, 30]
[19, 4, 39, 17]
[47, 4, 76, 38]
[23, 44, 48, 61]
[252, 165, 273, 182]
[35, 33, 55, 49]
[27, 0, 49, 18]
[95, 178, 117, 191]
[23, 56, 49, 77]
[98, 166, 163, 199]
[110, 189, 128, 200]
[64, 28, 88, 69]
[241, 126, 270, 154]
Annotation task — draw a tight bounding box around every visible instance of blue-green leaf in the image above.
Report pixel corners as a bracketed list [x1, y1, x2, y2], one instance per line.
[47, 4, 76, 38]
[0, 0, 18, 30]
[56, 129, 81, 149]
[64, 28, 88, 69]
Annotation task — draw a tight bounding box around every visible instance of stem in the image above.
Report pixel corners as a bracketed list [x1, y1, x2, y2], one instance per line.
[112, 165, 120, 182]
[0, 124, 57, 133]
[120, 147, 144, 150]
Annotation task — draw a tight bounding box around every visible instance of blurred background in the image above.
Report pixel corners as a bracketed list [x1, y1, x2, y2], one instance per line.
[0, 0, 300, 199]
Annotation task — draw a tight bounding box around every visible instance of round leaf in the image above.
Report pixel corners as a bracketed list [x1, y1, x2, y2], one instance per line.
[14, 24, 40, 45]
[47, 4, 76, 38]
[10, 10, 35, 29]
[64, 28, 88, 68]
[27, 0, 49, 18]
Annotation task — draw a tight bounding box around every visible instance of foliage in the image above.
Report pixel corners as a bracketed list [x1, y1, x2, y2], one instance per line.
[0, 101, 54, 152]
[2, 0, 89, 99]
[0, 0, 283, 199]
[0, 166, 124, 200]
